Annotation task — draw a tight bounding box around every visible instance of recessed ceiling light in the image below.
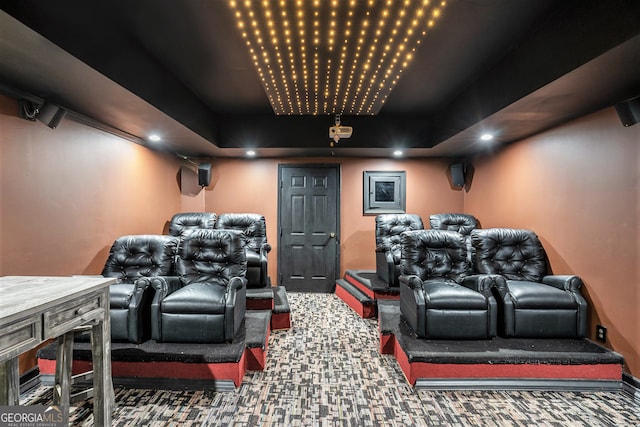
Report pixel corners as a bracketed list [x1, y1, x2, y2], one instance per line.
[246, 150, 257, 156]
[148, 134, 161, 142]
[480, 133, 494, 141]
[393, 150, 403, 156]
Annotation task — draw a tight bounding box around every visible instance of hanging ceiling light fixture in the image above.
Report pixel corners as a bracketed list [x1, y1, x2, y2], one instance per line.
[228, 0, 448, 116]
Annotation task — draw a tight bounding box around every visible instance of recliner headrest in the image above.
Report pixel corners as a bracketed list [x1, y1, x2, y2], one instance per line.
[470, 228, 547, 281]
[215, 213, 267, 251]
[102, 235, 179, 281]
[168, 212, 217, 236]
[429, 213, 479, 236]
[400, 230, 468, 282]
[176, 229, 247, 285]
[375, 214, 424, 249]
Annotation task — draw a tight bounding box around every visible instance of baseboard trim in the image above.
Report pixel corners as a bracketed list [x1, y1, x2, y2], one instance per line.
[415, 378, 623, 392]
[39, 373, 237, 392]
[623, 372, 640, 401]
[19, 367, 41, 394]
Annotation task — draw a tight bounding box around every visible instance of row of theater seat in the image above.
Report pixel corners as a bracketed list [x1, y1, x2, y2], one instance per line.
[103, 212, 270, 344]
[375, 213, 588, 340]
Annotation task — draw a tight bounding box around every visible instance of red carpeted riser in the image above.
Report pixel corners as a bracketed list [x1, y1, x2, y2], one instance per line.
[271, 313, 291, 330]
[389, 333, 623, 386]
[344, 272, 400, 300]
[335, 284, 376, 318]
[379, 330, 395, 355]
[246, 347, 267, 371]
[39, 352, 249, 387]
[247, 298, 274, 310]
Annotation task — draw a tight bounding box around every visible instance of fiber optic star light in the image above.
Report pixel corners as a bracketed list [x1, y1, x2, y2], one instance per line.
[229, 0, 447, 115]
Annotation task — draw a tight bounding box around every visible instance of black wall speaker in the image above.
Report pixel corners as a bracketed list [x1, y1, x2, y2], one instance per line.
[615, 96, 640, 127]
[198, 163, 212, 187]
[450, 163, 465, 187]
[37, 102, 66, 129]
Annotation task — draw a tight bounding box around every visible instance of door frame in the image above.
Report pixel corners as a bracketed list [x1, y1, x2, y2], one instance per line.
[276, 163, 341, 288]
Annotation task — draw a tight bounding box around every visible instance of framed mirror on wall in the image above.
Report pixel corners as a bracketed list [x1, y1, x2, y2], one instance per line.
[363, 170, 406, 215]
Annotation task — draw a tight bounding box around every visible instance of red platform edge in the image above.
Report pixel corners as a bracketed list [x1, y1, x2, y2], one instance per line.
[246, 327, 270, 371]
[344, 273, 399, 301]
[38, 351, 249, 387]
[247, 298, 274, 311]
[336, 283, 376, 318]
[381, 330, 623, 386]
[271, 312, 291, 330]
[38, 331, 272, 388]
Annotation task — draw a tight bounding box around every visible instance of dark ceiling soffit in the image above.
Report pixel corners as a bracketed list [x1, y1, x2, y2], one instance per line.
[216, 114, 431, 150]
[429, 0, 640, 146]
[0, 1, 221, 144]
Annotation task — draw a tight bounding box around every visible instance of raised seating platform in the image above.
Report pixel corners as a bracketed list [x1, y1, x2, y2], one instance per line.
[378, 300, 625, 391]
[335, 270, 400, 318]
[37, 285, 293, 391]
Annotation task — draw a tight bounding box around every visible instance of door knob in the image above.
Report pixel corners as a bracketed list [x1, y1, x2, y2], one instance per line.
[330, 232, 336, 238]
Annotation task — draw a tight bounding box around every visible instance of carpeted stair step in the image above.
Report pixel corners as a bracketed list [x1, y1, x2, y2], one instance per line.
[335, 278, 377, 318]
[271, 286, 291, 329]
[245, 310, 272, 370]
[246, 287, 274, 310]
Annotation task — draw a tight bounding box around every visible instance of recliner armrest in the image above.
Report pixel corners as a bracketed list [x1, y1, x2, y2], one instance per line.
[225, 276, 247, 341]
[124, 277, 153, 307]
[228, 276, 248, 290]
[398, 274, 423, 290]
[142, 276, 183, 300]
[147, 276, 183, 341]
[542, 275, 583, 292]
[462, 274, 501, 295]
[375, 251, 393, 284]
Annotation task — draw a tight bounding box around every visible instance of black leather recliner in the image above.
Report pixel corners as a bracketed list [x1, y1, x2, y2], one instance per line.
[168, 212, 217, 237]
[215, 213, 271, 288]
[101, 235, 178, 343]
[375, 214, 424, 286]
[470, 228, 588, 338]
[429, 213, 479, 264]
[399, 230, 498, 339]
[148, 229, 247, 343]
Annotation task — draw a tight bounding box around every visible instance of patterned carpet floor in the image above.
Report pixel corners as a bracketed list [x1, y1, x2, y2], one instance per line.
[23, 292, 640, 426]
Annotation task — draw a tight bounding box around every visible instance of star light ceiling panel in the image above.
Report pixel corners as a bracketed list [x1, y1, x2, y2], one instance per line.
[229, 0, 447, 115]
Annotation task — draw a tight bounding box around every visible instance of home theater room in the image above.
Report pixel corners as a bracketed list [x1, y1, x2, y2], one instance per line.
[1, 0, 639, 425]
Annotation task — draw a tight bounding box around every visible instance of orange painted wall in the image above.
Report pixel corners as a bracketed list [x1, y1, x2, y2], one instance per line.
[0, 94, 184, 276]
[464, 108, 640, 376]
[203, 157, 463, 281]
[3, 88, 639, 379]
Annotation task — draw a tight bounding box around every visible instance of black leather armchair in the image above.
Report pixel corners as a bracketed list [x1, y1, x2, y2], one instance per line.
[101, 235, 178, 343]
[429, 213, 479, 264]
[399, 230, 498, 339]
[375, 214, 424, 286]
[148, 229, 247, 343]
[215, 213, 271, 288]
[470, 228, 588, 338]
[168, 212, 217, 237]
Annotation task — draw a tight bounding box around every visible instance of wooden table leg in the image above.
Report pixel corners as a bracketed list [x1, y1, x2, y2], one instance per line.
[53, 331, 74, 407]
[91, 308, 112, 427]
[0, 358, 20, 405]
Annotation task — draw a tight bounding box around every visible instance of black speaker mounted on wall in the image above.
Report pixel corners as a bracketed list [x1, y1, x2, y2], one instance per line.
[450, 163, 466, 187]
[615, 95, 640, 127]
[198, 163, 212, 187]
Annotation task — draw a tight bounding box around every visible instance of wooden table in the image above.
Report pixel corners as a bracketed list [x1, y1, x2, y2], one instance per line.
[0, 276, 115, 426]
